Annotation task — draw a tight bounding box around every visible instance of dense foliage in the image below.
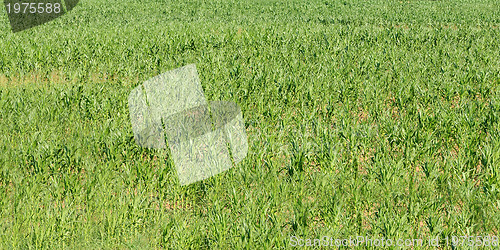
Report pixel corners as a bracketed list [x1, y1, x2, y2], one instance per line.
[0, 0, 499, 248]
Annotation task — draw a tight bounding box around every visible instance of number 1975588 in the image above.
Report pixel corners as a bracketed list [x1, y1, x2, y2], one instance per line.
[6, 2, 62, 14]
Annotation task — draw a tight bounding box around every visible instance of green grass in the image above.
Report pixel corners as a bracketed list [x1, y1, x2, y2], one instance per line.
[0, 0, 499, 248]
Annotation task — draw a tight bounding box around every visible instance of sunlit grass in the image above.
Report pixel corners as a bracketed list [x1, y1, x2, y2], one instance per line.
[0, 0, 499, 248]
